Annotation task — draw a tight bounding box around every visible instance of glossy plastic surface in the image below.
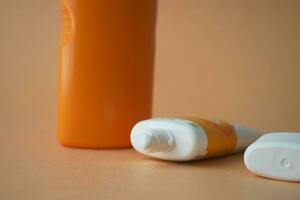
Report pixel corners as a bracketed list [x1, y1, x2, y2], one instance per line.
[244, 133, 300, 182]
[131, 118, 258, 161]
[58, 0, 157, 148]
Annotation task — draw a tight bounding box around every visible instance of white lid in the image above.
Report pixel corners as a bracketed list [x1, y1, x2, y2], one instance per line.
[244, 132, 300, 182]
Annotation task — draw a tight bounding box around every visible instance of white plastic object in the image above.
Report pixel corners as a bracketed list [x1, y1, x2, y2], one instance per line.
[130, 118, 260, 161]
[244, 132, 300, 182]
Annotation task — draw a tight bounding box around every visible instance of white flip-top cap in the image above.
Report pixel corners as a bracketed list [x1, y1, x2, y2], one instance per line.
[244, 132, 300, 182]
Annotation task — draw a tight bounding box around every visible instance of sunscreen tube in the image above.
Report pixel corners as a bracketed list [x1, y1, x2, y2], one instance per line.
[130, 118, 260, 161]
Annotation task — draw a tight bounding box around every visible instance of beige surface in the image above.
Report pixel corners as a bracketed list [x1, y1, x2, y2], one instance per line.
[1, 130, 300, 200]
[1, 0, 300, 199]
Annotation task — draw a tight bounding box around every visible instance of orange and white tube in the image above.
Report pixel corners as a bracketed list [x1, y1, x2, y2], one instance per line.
[131, 117, 260, 161]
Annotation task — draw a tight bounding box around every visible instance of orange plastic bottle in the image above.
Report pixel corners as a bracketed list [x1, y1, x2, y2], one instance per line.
[57, 0, 157, 148]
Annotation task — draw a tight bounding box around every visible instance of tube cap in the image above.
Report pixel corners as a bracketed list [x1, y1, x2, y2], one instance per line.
[244, 132, 300, 182]
[131, 127, 175, 153]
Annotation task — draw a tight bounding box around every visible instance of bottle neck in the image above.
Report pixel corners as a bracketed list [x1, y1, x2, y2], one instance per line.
[136, 127, 175, 153]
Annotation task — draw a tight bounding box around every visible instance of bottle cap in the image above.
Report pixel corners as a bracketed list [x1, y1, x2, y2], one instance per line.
[244, 132, 300, 182]
[131, 127, 175, 153]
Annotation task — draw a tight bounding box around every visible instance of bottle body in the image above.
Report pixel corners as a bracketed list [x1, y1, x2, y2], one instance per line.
[58, 0, 156, 148]
[131, 118, 260, 161]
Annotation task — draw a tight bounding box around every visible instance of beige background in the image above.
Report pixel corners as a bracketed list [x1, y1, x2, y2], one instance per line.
[0, 0, 300, 199]
[155, 0, 300, 131]
[1, 0, 300, 134]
